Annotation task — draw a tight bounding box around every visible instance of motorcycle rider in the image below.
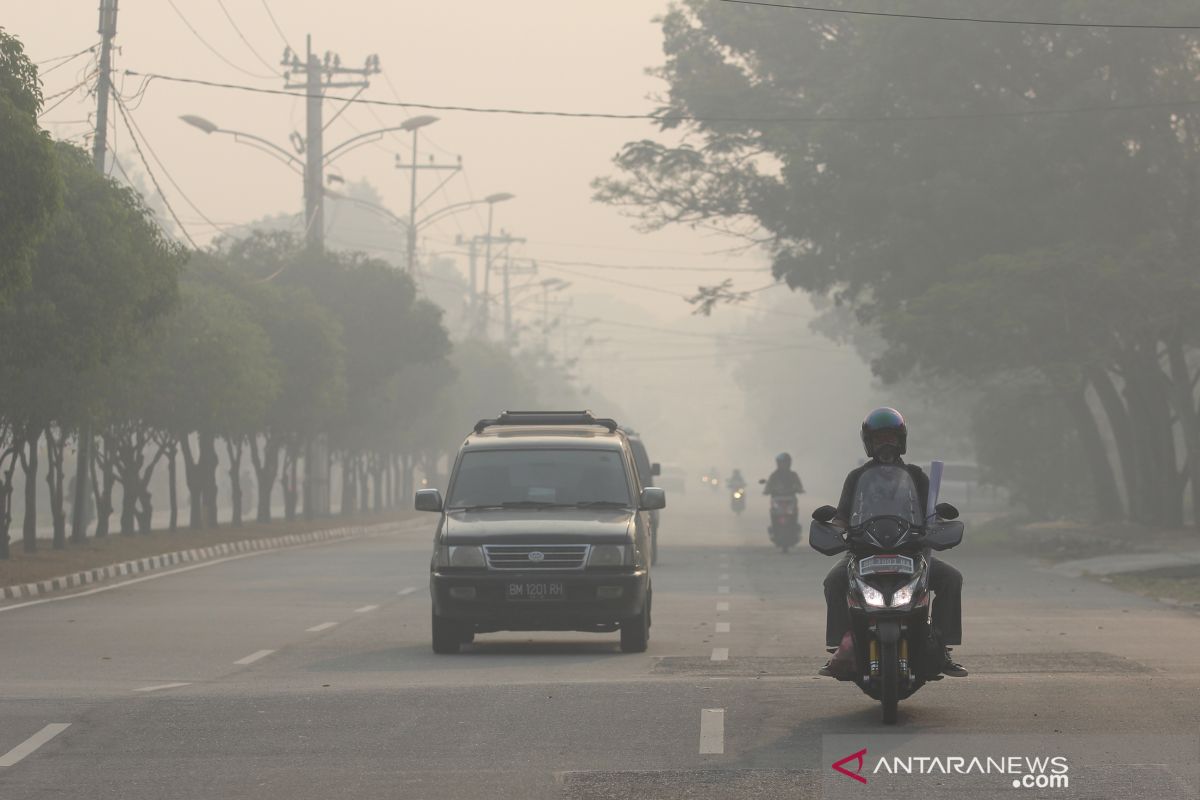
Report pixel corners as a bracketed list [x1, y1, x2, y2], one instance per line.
[819, 408, 968, 678]
[763, 453, 804, 497]
[727, 468, 747, 492]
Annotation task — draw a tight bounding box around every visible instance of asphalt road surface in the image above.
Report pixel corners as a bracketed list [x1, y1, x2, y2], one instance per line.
[1, 495, 1197, 799]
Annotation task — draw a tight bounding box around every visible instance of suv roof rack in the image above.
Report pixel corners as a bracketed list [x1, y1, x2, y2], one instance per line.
[473, 410, 619, 434]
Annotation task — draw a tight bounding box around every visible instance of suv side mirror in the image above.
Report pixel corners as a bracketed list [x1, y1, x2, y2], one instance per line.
[415, 489, 443, 512]
[812, 505, 837, 523]
[651, 462, 661, 476]
[640, 487, 666, 511]
[934, 502, 959, 521]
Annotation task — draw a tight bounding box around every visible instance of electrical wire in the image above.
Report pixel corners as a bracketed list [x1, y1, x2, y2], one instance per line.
[718, 0, 1200, 29]
[37, 44, 98, 75]
[216, 0, 283, 77]
[112, 95, 198, 248]
[260, 0, 296, 52]
[122, 69, 1200, 124]
[164, 0, 275, 80]
[38, 71, 98, 118]
[115, 92, 225, 235]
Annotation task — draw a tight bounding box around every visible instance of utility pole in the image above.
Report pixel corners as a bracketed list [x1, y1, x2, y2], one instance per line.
[502, 257, 538, 348]
[395, 118, 459, 274]
[281, 37, 379, 516]
[283, 36, 380, 249]
[71, 0, 119, 544]
[476, 230, 525, 339]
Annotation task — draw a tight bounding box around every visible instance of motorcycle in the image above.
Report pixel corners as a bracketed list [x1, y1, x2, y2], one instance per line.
[809, 465, 964, 724]
[730, 486, 746, 513]
[759, 480, 801, 552]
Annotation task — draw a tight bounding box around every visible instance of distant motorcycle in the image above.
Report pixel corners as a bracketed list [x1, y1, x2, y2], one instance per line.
[730, 486, 746, 514]
[809, 465, 964, 724]
[760, 480, 800, 552]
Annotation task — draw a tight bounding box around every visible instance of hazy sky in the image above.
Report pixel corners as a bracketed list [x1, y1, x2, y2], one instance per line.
[12, 1, 877, 480]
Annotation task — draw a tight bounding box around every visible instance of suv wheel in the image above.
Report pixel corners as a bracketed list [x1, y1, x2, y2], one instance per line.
[431, 612, 462, 654]
[620, 600, 650, 653]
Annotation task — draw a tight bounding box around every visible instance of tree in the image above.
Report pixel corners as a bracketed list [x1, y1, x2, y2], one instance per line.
[0, 28, 61, 302]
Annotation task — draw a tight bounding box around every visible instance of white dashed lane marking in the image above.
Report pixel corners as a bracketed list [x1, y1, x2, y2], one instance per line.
[134, 682, 191, 693]
[715, 622, 731, 633]
[234, 649, 275, 666]
[716, 601, 730, 612]
[0, 724, 71, 768]
[717, 586, 730, 594]
[306, 622, 338, 632]
[719, 573, 730, 581]
[699, 709, 725, 754]
[397, 587, 418, 596]
[710, 647, 729, 662]
[355, 605, 380, 613]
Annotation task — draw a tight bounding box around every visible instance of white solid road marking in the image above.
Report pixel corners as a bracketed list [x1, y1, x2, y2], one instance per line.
[716, 601, 730, 612]
[135, 682, 192, 693]
[699, 709, 725, 755]
[718, 586, 730, 594]
[306, 622, 338, 632]
[0, 724, 71, 768]
[397, 587, 418, 596]
[716, 622, 731, 633]
[354, 605, 379, 613]
[234, 649, 275, 666]
[710, 647, 729, 662]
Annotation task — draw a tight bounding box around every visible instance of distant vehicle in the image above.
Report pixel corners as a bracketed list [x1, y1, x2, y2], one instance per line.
[656, 464, 687, 494]
[417, 411, 664, 654]
[621, 428, 662, 565]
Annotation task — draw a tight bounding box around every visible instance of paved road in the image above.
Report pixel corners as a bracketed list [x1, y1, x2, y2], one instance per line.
[0, 496, 1197, 799]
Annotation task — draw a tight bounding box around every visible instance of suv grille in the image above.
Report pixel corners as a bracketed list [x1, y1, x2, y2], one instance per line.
[483, 544, 590, 570]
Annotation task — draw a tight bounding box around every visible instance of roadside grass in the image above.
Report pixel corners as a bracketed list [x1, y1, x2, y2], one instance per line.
[0, 510, 417, 589]
[1104, 565, 1200, 607]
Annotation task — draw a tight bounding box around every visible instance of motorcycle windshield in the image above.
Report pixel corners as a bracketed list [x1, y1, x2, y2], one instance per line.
[849, 465, 922, 527]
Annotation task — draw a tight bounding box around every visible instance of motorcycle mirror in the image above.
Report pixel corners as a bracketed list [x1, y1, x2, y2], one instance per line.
[812, 505, 837, 523]
[934, 502, 960, 521]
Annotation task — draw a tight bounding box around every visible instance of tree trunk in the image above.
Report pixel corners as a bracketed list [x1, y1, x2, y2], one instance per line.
[1165, 335, 1200, 530]
[20, 429, 38, 553]
[92, 433, 116, 538]
[198, 430, 220, 529]
[1088, 368, 1138, 520]
[225, 436, 244, 527]
[167, 440, 178, 532]
[1059, 383, 1123, 520]
[44, 427, 68, 549]
[249, 435, 280, 524]
[180, 435, 203, 530]
[281, 443, 298, 521]
[0, 440, 18, 560]
[341, 453, 356, 517]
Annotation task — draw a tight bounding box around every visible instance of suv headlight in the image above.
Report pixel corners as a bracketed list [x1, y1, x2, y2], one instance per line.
[588, 544, 629, 568]
[437, 545, 485, 568]
[855, 577, 887, 608]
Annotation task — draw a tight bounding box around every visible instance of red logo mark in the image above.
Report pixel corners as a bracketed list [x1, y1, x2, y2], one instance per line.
[832, 748, 869, 784]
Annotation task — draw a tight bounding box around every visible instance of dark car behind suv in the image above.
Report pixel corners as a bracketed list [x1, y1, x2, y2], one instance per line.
[415, 411, 666, 654]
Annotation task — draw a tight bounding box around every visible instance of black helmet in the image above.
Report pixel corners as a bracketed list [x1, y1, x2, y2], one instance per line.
[775, 452, 792, 469]
[861, 407, 907, 458]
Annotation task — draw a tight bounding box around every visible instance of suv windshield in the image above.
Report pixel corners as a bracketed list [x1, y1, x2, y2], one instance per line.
[447, 448, 633, 509]
[849, 465, 922, 527]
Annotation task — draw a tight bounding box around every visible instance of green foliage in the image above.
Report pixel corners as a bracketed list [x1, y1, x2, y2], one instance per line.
[0, 28, 62, 302]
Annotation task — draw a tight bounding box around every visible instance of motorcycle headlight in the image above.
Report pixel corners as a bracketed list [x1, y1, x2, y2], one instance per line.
[588, 545, 628, 568]
[890, 574, 923, 607]
[439, 545, 485, 568]
[855, 578, 887, 608]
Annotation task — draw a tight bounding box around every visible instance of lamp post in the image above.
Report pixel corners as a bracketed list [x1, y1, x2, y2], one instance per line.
[478, 192, 518, 337]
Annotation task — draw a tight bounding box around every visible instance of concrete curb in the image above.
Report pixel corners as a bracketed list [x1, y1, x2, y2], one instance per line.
[0, 521, 403, 602]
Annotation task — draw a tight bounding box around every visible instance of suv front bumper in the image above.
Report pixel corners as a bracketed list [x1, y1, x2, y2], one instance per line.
[431, 569, 648, 631]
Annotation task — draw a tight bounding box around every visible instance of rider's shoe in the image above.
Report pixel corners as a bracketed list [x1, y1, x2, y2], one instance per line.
[941, 648, 968, 677]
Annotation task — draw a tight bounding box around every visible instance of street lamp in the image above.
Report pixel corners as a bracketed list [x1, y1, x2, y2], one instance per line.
[480, 192, 516, 337]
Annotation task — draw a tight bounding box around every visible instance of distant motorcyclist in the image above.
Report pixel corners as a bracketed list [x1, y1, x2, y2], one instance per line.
[727, 469, 747, 491]
[819, 408, 967, 678]
[762, 453, 804, 496]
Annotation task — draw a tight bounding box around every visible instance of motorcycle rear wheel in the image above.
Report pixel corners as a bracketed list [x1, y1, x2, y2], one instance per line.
[880, 638, 899, 724]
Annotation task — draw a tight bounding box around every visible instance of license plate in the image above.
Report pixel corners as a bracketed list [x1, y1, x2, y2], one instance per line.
[858, 555, 914, 575]
[506, 582, 564, 601]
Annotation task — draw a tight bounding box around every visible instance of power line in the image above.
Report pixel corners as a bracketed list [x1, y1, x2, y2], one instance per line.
[37, 44, 98, 75]
[38, 71, 98, 118]
[164, 0, 275, 80]
[718, 0, 1200, 30]
[260, 0, 295, 51]
[216, 0, 283, 76]
[112, 94, 198, 248]
[123, 69, 1200, 124]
